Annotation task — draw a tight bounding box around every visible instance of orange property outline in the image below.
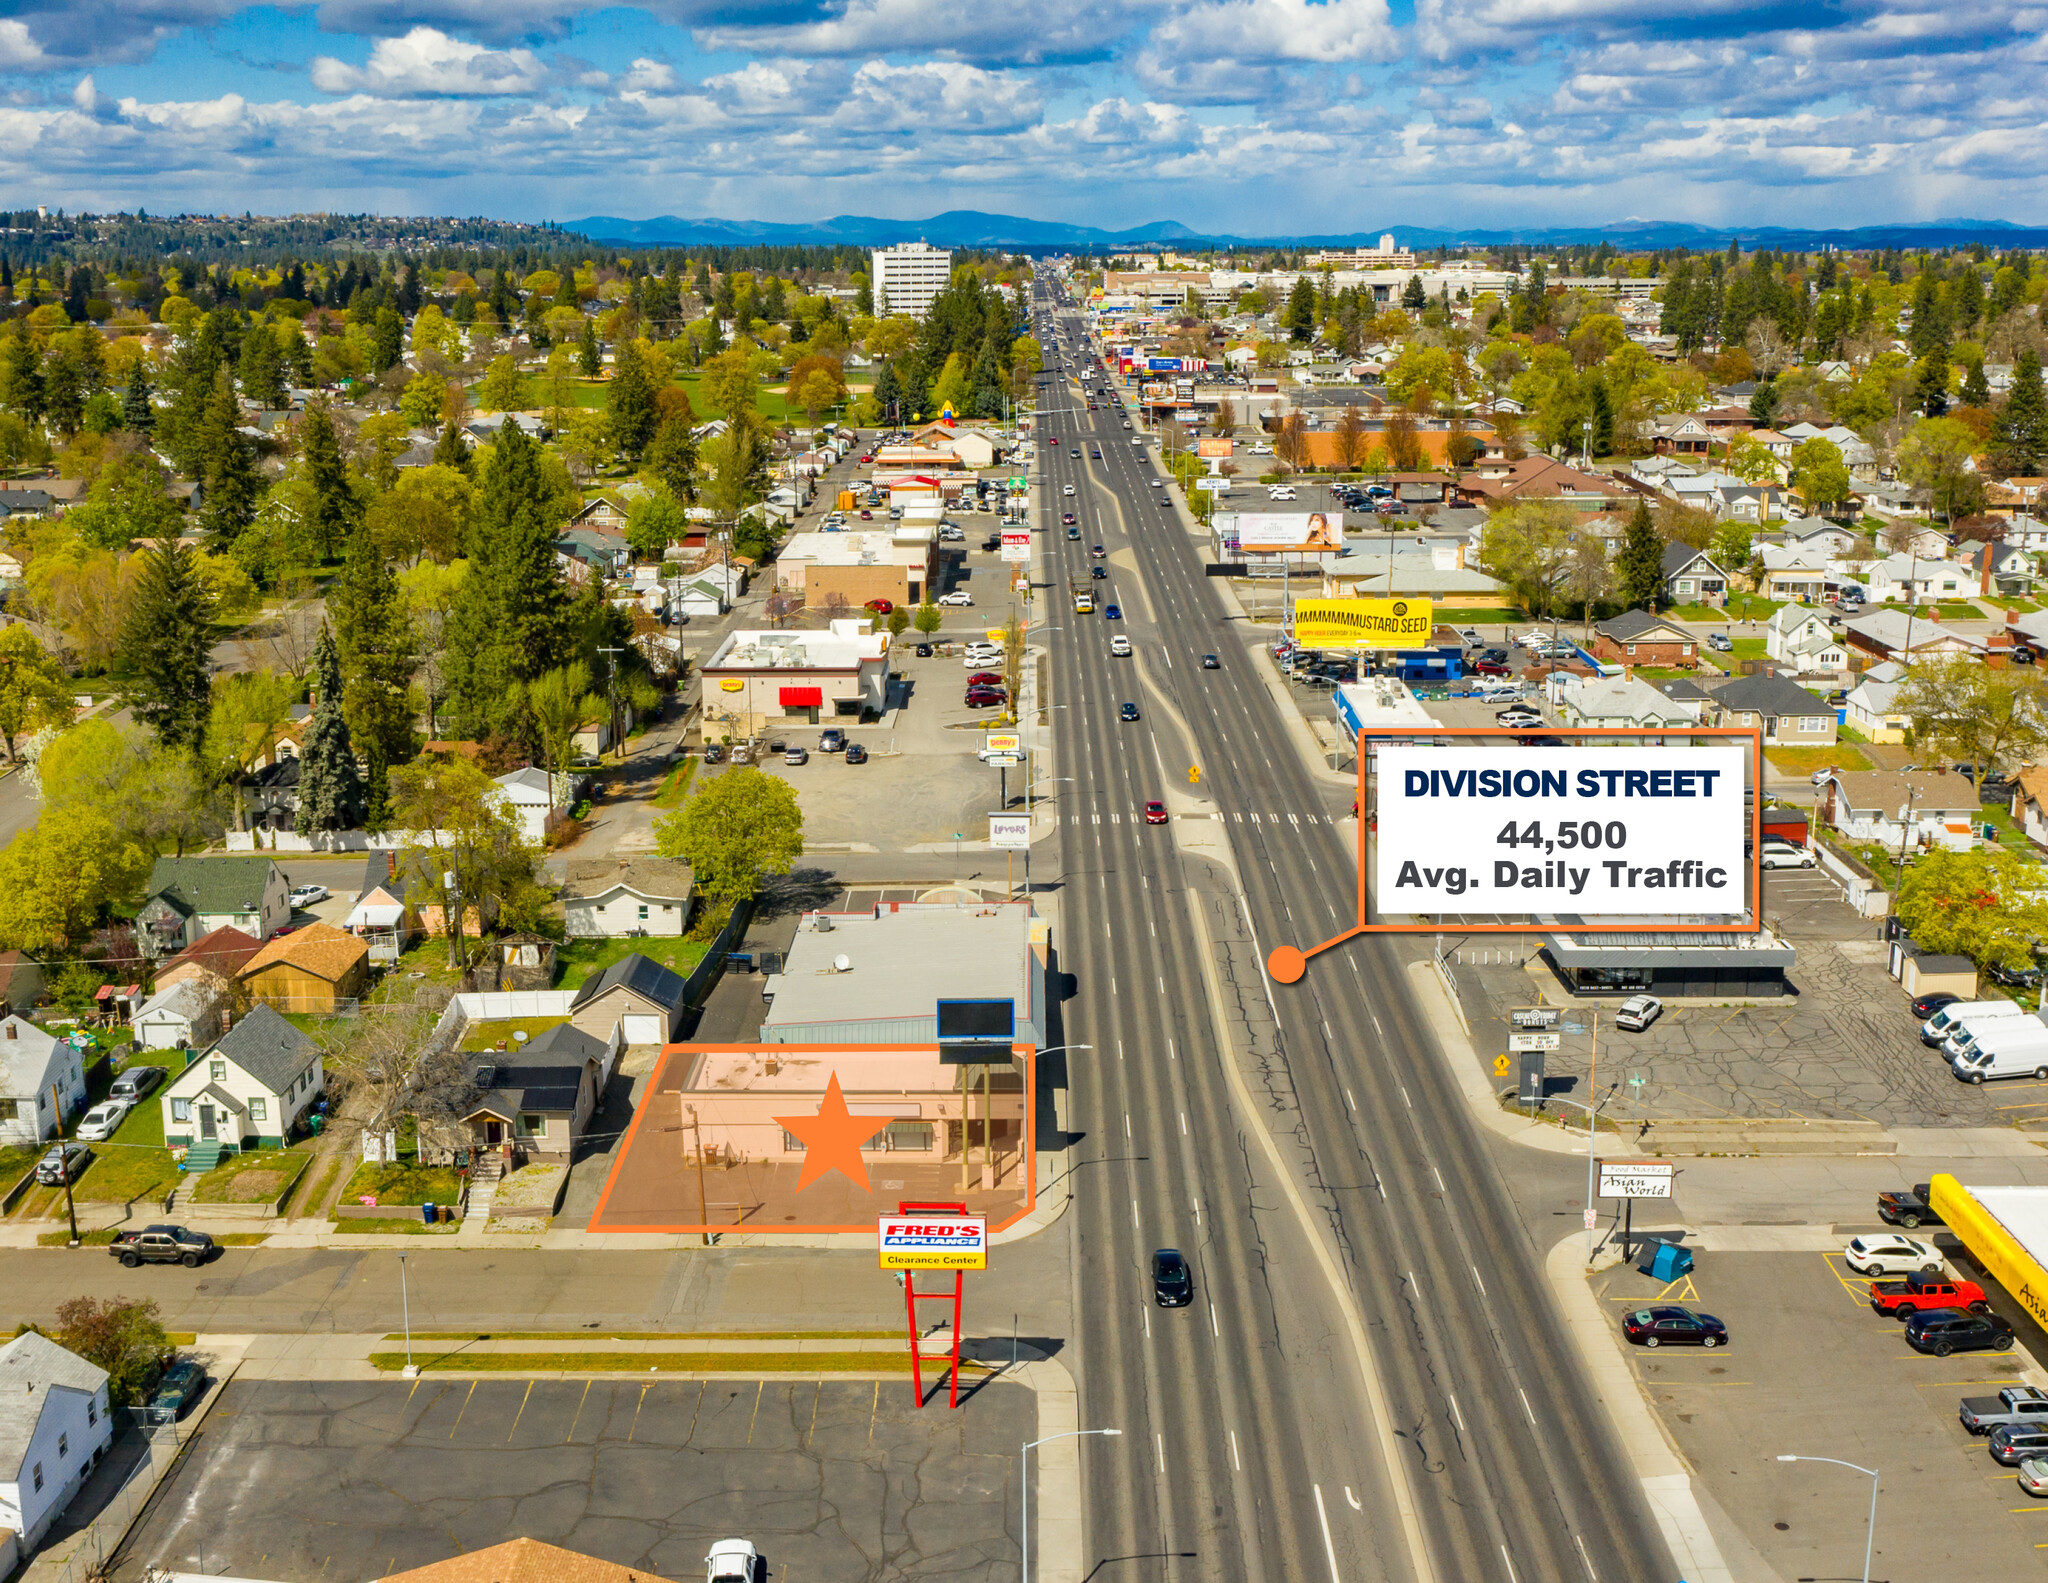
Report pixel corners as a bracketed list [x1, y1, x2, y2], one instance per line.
[1267, 726, 1765, 983]
[586, 1042, 1038, 1236]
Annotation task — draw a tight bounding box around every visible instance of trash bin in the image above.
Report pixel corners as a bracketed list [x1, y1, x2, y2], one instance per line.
[421, 1202, 435, 1225]
[1639, 1240, 1694, 1281]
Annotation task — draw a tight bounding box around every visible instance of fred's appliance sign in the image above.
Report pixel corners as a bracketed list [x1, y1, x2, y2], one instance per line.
[1295, 598, 1434, 650]
[1375, 745, 1748, 916]
[878, 1215, 988, 1269]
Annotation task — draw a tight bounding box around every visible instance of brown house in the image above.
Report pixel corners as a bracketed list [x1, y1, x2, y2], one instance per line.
[1590, 609, 1699, 668]
[155, 926, 263, 995]
[238, 921, 371, 1013]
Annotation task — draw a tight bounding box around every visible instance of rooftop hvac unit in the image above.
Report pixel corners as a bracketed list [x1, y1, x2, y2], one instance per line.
[814, 915, 834, 932]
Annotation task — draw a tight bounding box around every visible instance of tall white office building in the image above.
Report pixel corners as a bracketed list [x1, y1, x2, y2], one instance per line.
[871, 242, 954, 320]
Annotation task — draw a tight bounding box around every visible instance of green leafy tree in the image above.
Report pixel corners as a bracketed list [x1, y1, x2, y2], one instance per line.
[1914, 352, 1951, 418]
[1477, 500, 1576, 618]
[1897, 848, 2048, 972]
[117, 539, 214, 748]
[239, 324, 286, 408]
[203, 667, 297, 831]
[653, 765, 803, 904]
[1789, 436, 1853, 515]
[646, 415, 699, 504]
[53, 1296, 170, 1408]
[0, 805, 151, 951]
[0, 623, 75, 761]
[702, 410, 772, 526]
[701, 347, 760, 420]
[295, 626, 366, 833]
[330, 529, 419, 821]
[506, 661, 598, 793]
[1285, 277, 1317, 342]
[625, 489, 689, 561]
[432, 416, 472, 476]
[606, 339, 659, 458]
[390, 751, 544, 968]
[1898, 416, 1986, 525]
[475, 354, 528, 413]
[121, 361, 155, 434]
[398, 371, 446, 428]
[1612, 498, 1665, 610]
[1896, 653, 2048, 778]
[913, 601, 943, 636]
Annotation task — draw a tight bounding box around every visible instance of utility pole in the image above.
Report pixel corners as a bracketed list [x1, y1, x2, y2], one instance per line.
[685, 1099, 710, 1247]
[598, 646, 624, 760]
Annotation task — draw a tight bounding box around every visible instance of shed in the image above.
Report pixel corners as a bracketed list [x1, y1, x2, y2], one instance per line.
[154, 927, 262, 994]
[569, 953, 688, 1045]
[1892, 938, 1978, 1001]
[238, 921, 372, 1013]
[130, 976, 227, 1052]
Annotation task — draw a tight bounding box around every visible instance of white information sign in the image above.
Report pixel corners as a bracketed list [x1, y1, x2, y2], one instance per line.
[989, 813, 1031, 849]
[1597, 1160, 1675, 1199]
[1001, 530, 1031, 563]
[1375, 745, 1748, 918]
[1509, 1032, 1561, 1051]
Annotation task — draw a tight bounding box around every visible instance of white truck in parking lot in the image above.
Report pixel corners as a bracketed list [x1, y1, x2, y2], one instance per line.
[1962, 1385, 2048, 1434]
[1950, 1018, 2048, 1081]
[1922, 998, 2030, 1047]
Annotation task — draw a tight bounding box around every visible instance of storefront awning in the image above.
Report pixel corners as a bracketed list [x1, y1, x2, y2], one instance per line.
[779, 686, 824, 707]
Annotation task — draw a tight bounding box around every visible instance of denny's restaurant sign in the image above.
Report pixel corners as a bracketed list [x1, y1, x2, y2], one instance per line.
[719, 679, 745, 692]
[878, 1214, 988, 1270]
[1294, 598, 1435, 651]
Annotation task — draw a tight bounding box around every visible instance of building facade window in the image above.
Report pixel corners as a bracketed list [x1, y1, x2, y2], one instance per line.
[781, 1130, 808, 1152]
[210, 1061, 226, 1081]
[0, 1098, 16, 1122]
[249, 1099, 267, 1121]
[516, 1114, 548, 1138]
[32, 1462, 42, 1491]
[172, 1099, 191, 1122]
[885, 1120, 935, 1153]
[58, 1433, 67, 1457]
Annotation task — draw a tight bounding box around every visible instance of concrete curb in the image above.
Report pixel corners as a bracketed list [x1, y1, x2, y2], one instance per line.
[1403, 960, 1592, 1156]
[1541, 1235, 1736, 1583]
[1014, 1355, 1086, 1583]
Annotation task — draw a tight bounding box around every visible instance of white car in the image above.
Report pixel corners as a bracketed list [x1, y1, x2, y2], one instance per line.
[963, 651, 1003, 668]
[288, 884, 330, 908]
[1110, 635, 1132, 656]
[937, 591, 974, 607]
[704, 1540, 758, 1583]
[1842, 1233, 1943, 1276]
[1759, 840, 1816, 869]
[76, 1100, 131, 1142]
[1268, 487, 1297, 500]
[1062, 484, 1076, 496]
[1614, 994, 1664, 1032]
[1250, 443, 1274, 455]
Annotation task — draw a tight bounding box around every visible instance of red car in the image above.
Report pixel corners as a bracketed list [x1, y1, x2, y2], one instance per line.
[1474, 659, 1511, 677]
[1869, 1271, 1991, 1317]
[1144, 801, 1168, 825]
[865, 598, 894, 615]
[964, 688, 1007, 709]
[967, 670, 1004, 685]
[859, 509, 873, 519]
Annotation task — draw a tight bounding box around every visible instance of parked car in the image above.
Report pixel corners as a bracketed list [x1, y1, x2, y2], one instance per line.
[1910, 991, 1960, 1020]
[142, 1360, 207, 1424]
[1870, 1270, 1990, 1317]
[914, 644, 934, 659]
[966, 671, 1005, 686]
[1707, 632, 1733, 652]
[938, 591, 975, 607]
[34, 1141, 91, 1185]
[109, 1224, 216, 1268]
[76, 1101, 131, 1142]
[110, 1065, 168, 1102]
[1152, 1248, 1193, 1307]
[1614, 995, 1663, 1032]
[730, 743, 752, 765]
[1878, 1183, 1944, 1230]
[1905, 1306, 2015, 1357]
[704, 1539, 759, 1583]
[1474, 660, 1511, 677]
[288, 883, 330, 908]
[1144, 801, 1168, 826]
[783, 747, 809, 766]
[844, 743, 868, 765]
[1991, 961, 2047, 988]
[1495, 708, 1543, 729]
[864, 598, 894, 615]
[1842, 1234, 1943, 1276]
[1962, 1385, 2048, 1434]
[1989, 1424, 2048, 1465]
[965, 689, 1007, 709]
[1622, 1306, 1727, 1348]
[2018, 1457, 2048, 1497]
[1759, 840, 1816, 869]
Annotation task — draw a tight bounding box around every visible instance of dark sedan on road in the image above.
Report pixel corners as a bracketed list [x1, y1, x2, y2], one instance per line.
[1622, 1306, 1727, 1348]
[1201, 654, 1220, 669]
[1152, 1248, 1193, 1307]
[1119, 702, 1140, 722]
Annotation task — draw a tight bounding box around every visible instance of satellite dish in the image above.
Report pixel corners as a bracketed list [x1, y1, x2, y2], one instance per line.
[833, 954, 852, 973]
[513, 1030, 529, 1043]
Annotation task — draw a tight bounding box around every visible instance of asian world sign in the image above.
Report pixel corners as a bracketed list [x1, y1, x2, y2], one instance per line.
[1294, 597, 1436, 650]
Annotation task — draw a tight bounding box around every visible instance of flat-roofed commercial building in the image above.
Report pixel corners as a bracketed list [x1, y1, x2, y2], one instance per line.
[872, 242, 953, 320]
[777, 526, 935, 609]
[699, 620, 890, 728]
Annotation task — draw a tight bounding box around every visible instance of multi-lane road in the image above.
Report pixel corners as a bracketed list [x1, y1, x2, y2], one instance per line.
[1030, 283, 1675, 1583]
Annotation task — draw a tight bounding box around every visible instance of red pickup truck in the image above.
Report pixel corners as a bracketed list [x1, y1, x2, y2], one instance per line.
[1869, 1270, 1990, 1317]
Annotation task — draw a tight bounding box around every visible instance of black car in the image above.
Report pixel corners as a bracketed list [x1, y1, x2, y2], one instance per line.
[701, 743, 726, 764]
[1152, 1248, 1193, 1307]
[1992, 961, 2046, 988]
[1879, 1183, 1945, 1230]
[109, 1224, 217, 1268]
[143, 1360, 207, 1424]
[844, 743, 868, 764]
[1067, 527, 1081, 540]
[1201, 654, 1220, 669]
[1119, 702, 1140, 722]
[1911, 991, 1961, 1019]
[1621, 1306, 1728, 1348]
[915, 643, 934, 658]
[1906, 1306, 2016, 1357]
[34, 1141, 91, 1185]
[110, 1064, 168, 1102]
[1092, 566, 1107, 579]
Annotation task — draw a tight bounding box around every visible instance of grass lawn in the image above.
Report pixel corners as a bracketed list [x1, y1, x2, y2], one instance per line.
[73, 1099, 178, 1203]
[344, 1218, 462, 1234]
[1933, 602, 1988, 619]
[0, 1142, 39, 1187]
[1765, 745, 1870, 775]
[1668, 596, 1781, 623]
[461, 1016, 571, 1053]
[1433, 609, 1526, 624]
[651, 757, 696, 810]
[1731, 638, 1768, 660]
[555, 935, 709, 987]
[192, 1147, 312, 1205]
[338, 1161, 462, 1207]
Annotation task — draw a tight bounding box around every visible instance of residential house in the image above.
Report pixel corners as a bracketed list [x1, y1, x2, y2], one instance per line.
[567, 495, 629, 531]
[130, 976, 228, 1052]
[160, 1003, 325, 1152]
[374, 1539, 655, 1583]
[154, 927, 262, 995]
[1456, 456, 1636, 512]
[134, 856, 289, 960]
[0, 1331, 114, 1552]
[1764, 607, 1849, 673]
[1557, 674, 1709, 729]
[460, 1024, 611, 1163]
[1708, 673, 1839, 746]
[1786, 520, 1863, 558]
[562, 858, 696, 938]
[1821, 769, 1980, 851]
[1954, 539, 2036, 599]
[0, 952, 46, 1015]
[1863, 552, 1972, 604]
[1844, 661, 1910, 743]
[342, 851, 416, 964]
[494, 767, 560, 843]
[237, 922, 371, 1014]
[1777, 422, 1878, 474]
[910, 422, 998, 469]
[1660, 543, 1732, 608]
[552, 526, 631, 585]
[247, 756, 300, 832]
[240, 705, 310, 771]
[2010, 765, 2048, 849]
[1589, 610, 1699, 669]
[1639, 412, 1714, 455]
[1754, 543, 1834, 601]
[0, 1017, 85, 1146]
[2003, 514, 2048, 553]
[568, 952, 688, 1045]
[1660, 469, 1783, 522]
[1843, 608, 1990, 663]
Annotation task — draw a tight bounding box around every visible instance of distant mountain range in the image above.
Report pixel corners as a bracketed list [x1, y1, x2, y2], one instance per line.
[564, 210, 2048, 252]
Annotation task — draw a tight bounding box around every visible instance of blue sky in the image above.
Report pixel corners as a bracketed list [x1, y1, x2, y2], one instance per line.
[0, 0, 2044, 232]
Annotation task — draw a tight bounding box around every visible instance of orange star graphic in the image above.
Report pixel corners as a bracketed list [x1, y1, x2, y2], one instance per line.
[775, 1073, 890, 1192]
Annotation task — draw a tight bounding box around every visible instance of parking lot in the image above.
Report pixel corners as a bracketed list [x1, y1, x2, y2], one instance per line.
[1600, 1238, 2048, 1578]
[117, 1377, 1030, 1583]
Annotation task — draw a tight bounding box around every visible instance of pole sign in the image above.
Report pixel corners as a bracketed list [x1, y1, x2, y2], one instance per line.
[989, 814, 1031, 847]
[1597, 1160, 1675, 1199]
[938, 996, 1016, 1063]
[1001, 529, 1031, 563]
[879, 1214, 988, 1270]
[1510, 1006, 1562, 1029]
[1509, 1032, 1561, 1051]
[1517, 1048, 1546, 1106]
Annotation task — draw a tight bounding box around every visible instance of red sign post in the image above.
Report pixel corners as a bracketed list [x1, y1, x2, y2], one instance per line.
[888, 1201, 984, 1407]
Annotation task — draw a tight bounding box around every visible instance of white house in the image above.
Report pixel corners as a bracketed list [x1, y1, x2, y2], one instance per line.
[1821, 769, 1980, 851]
[160, 1004, 325, 1154]
[1863, 553, 1971, 603]
[0, 1017, 86, 1147]
[562, 858, 696, 938]
[1764, 607, 1849, 673]
[0, 1331, 114, 1552]
[130, 976, 227, 1053]
[1755, 543, 1834, 601]
[1844, 662, 1909, 743]
[493, 767, 559, 843]
[1556, 674, 1708, 729]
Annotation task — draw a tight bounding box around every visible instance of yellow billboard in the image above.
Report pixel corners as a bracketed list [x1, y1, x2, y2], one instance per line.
[1293, 598, 1436, 650]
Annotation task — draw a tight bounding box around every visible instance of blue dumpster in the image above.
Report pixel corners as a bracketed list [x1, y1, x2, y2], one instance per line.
[421, 1202, 436, 1225]
[1640, 1240, 1694, 1281]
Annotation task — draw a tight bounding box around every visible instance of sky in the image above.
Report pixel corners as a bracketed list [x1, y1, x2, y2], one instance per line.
[0, 0, 2045, 233]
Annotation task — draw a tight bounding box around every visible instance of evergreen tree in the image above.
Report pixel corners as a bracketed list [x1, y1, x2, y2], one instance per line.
[606, 339, 658, 458]
[1915, 353, 1950, 418]
[3, 320, 44, 421]
[301, 403, 362, 561]
[122, 361, 155, 434]
[1284, 277, 1317, 342]
[330, 528, 418, 822]
[432, 416, 472, 475]
[1613, 498, 1665, 611]
[872, 361, 901, 422]
[198, 367, 259, 549]
[440, 422, 575, 738]
[1748, 376, 1780, 427]
[238, 324, 286, 408]
[116, 539, 214, 748]
[1589, 379, 1615, 455]
[647, 415, 699, 503]
[1962, 359, 1991, 408]
[295, 627, 366, 833]
[578, 318, 601, 379]
[1995, 349, 2047, 475]
[1401, 273, 1427, 310]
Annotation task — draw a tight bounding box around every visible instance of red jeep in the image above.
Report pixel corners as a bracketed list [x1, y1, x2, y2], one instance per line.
[1870, 1270, 1990, 1317]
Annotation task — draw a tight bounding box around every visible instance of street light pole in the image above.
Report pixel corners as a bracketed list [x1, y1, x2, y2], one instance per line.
[1777, 1455, 1878, 1583]
[397, 1251, 417, 1378]
[1548, 1081, 1619, 1259]
[1022, 1427, 1120, 1583]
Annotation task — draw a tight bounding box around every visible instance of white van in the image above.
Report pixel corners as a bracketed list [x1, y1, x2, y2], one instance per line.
[1952, 1021, 2048, 1082]
[1922, 998, 2028, 1047]
[1945, 1012, 2044, 1061]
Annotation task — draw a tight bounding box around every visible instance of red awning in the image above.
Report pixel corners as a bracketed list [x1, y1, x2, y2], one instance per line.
[779, 686, 824, 707]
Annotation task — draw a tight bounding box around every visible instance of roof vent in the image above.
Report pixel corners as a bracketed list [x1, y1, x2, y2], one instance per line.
[814, 915, 834, 933]
[833, 954, 852, 973]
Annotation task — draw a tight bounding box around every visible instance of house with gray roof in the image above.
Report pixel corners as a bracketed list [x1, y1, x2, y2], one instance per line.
[159, 1003, 324, 1153]
[569, 952, 689, 1045]
[0, 1015, 86, 1147]
[563, 858, 696, 938]
[1845, 661, 1908, 743]
[1708, 673, 1839, 746]
[1764, 606, 1848, 674]
[460, 1024, 612, 1163]
[1589, 609, 1700, 668]
[1556, 673, 1708, 729]
[0, 1330, 114, 1550]
[1660, 543, 1731, 607]
[134, 855, 289, 960]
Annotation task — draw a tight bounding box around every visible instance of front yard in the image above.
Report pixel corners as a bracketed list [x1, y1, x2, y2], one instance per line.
[337, 1161, 462, 1208]
[1764, 745, 1870, 776]
[192, 1147, 313, 1206]
[73, 1097, 179, 1203]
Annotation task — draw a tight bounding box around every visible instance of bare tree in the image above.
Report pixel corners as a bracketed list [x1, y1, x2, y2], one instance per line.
[1334, 404, 1369, 471]
[1211, 398, 1238, 437]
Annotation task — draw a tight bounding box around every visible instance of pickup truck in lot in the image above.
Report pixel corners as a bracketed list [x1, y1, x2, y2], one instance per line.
[1870, 1271, 1990, 1317]
[1877, 1183, 1945, 1230]
[1961, 1385, 2048, 1434]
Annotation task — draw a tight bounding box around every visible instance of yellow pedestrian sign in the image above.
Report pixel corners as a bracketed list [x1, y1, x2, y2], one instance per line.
[1188, 765, 1202, 784]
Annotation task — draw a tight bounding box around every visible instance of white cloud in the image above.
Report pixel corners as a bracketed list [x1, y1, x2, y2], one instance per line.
[619, 57, 678, 91]
[695, 0, 1137, 65]
[72, 74, 97, 111]
[1151, 0, 1400, 65]
[0, 20, 50, 71]
[309, 27, 548, 96]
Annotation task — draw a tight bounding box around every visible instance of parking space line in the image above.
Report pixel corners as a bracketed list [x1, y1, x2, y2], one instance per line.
[507, 1380, 534, 1442]
[448, 1380, 477, 1438]
[565, 1380, 591, 1443]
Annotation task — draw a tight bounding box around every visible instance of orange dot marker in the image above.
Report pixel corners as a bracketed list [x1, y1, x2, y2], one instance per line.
[1267, 945, 1307, 985]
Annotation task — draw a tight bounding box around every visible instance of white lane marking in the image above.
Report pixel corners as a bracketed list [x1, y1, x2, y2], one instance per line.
[1158, 976, 1165, 994]
[1209, 1302, 1220, 1338]
[1179, 1111, 1187, 1136]
[1313, 1485, 1342, 1583]
[1112, 977, 1118, 995]
[1371, 1013, 1383, 1037]
[1191, 1195, 1201, 1224]
[1131, 1197, 1139, 1230]
[1401, 1087, 1412, 1109]
[1156, 1432, 1166, 1474]
[1125, 1112, 1132, 1138]
[1168, 1038, 1176, 1060]
[1230, 1430, 1241, 1471]
[1574, 1533, 1598, 1582]
[1431, 1165, 1446, 1193]
[1143, 1303, 1149, 1338]
[1323, 1019, 1334, 1040]
[1117, 1040, 1124, 1061]
[1471, 1264, 1486, 1297]
[1520, 1388, 1537, 1428]
[1344, 1088, 1357, 1112]
[1448, 1394, 1466, 1436]
[1501, 1547, 1519, 1583]
[1345, 1487, 1362, 1511]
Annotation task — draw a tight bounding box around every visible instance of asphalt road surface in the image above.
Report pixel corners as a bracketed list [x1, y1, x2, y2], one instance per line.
[1030, 282, 1673, 1583]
